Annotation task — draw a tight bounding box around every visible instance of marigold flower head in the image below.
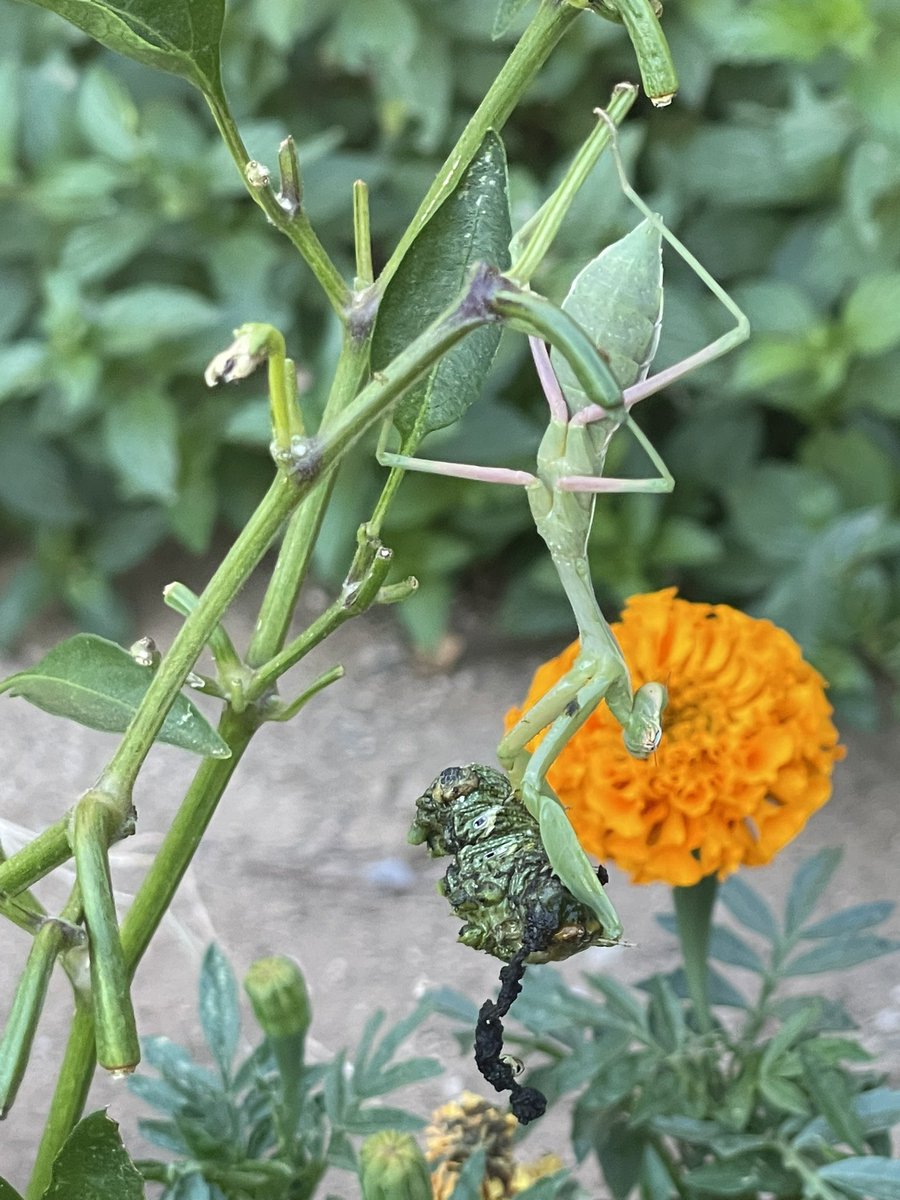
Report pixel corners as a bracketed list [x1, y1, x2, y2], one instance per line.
[506, 589, 845, 887]
[425, 1091, 562, 1199]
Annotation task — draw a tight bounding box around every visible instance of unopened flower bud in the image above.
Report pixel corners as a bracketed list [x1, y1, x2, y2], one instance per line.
[244, 956, 310, 1041]
[360, 1131, 432, 1200]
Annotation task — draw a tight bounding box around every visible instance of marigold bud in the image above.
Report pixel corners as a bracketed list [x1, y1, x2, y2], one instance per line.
[359, 1130, 432, 1200]
[244, 956, 310, 1041]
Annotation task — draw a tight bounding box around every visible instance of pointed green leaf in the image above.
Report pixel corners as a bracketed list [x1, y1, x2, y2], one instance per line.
[818, 1156, 900, 1200]
[15, 0, 225, 100]
[552, 219, 663, 406]
[681, 1157, 767, 1195]
[797, 1087, 900, 1148]
[199, 944, 240, 1081]
[719, 874, 779, 940]
[493, 0, 533, 39]
[448, 1147, 487, 1200]
[708, 925, 765, 973]
[784, 935, 900, 976]
[44, 1110, 146, 1199]
[784, 848, 842, 936]
[371, 130, 511, 442]
[801, 901, 895, 940]
[800, 1052, 866, 1153]
[0, 635, 230, 759]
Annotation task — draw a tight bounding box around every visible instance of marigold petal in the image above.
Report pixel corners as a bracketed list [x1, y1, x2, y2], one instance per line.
[506, 590, 843, 886]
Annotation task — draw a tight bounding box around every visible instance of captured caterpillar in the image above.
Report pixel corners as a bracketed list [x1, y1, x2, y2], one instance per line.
[409, 763, 618, 1124]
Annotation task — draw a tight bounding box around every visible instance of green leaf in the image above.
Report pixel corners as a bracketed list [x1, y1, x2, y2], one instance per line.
[17, 0, 225, 99]
[818, 1156, 900, 1200]
[493, 0, 533, 39]
[0, 634, 230, 758]
[371, 129, 511, 442]
[0, 417, 87, 526]
[797, 1087, 900, 1148]
[93, 286, 219, 355]
[800, 1051, 866, 1153]
[0, 341, 48, 402]
[103, 388, 180, 502]
[784, 935, 900, 975]
[75, 65, 140, 161]
[801, 900, 895, 939]
[708, 925, 765, 973]
[198, 944, 240, 1081]
[784, 848, 843, 936]
[681, 1157, 769, 1195]
[448, 1147, 487, 1200]
[0, 1179, 24, 1200]
[719, 874, 779, 940]
[843, 272, 900, 355]
[43, 1110, 145, 1199]
[646, 976, 685, 1053]
[758, 1072, 810, 1116]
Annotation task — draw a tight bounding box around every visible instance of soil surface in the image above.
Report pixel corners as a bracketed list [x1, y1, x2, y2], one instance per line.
[1, 557, 898, 1195]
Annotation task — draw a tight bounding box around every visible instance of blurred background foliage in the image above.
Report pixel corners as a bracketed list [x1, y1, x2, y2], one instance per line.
[0, 0, 898, 725]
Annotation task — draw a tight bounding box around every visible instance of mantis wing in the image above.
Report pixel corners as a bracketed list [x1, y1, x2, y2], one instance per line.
[551, 218, 664, 408]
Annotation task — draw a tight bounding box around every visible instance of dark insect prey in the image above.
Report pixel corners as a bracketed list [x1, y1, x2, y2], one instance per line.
[409, 763, 615, 1123]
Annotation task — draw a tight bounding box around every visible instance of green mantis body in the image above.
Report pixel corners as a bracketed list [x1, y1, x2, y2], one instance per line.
[388, 115, 749, 943]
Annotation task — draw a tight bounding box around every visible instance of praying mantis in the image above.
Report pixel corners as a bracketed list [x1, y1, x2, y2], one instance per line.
[388, 109, 749, 943]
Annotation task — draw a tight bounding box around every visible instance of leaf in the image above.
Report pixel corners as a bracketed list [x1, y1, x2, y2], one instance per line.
[758, 1072, 809, 1116]
[103, 389, 180, 503]
[784, 934, 900, 976]
[16, 0, 225, 99]
[553, 219, 663, 404]
[0, 1180, 24, 1200]
[784, 848, 843, 936]
[0, 415, 86, 526]
[681, 1157, 767, 1195]
[94, 285, 219, 355]
[646, 976, 685, 1053]
[493, 0, 533, 39]
[818, 1156, 900, 1200]
[708, 925, 766, 973]
[448, 1147, 487, 1200]
[0, 634, 231, 758]
[719, 874, 779, 941]
[801, 900, 895, 939]
[800, 1051, 866, 1153]
[371, 129, 511, 442]
[843, 272, 900, 355]
[199, 944, 240, 1081]
[43, 1110, 145, 1199]
[797, 1087, 900, 1148]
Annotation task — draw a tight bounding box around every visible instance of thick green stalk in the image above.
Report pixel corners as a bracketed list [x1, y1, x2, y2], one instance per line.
[0, 819, 72, 899]
[673, 874, 718, 1034]
[26, 999, 94, 1200]
[378, 0, 579, 291]
[72, 795, 139, 1073]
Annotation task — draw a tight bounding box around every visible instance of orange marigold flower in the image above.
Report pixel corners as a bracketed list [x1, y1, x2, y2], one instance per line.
[505, 589, 845, 887]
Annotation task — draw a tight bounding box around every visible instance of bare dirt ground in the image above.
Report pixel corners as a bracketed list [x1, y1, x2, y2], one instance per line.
[1, 558, 899, 1195]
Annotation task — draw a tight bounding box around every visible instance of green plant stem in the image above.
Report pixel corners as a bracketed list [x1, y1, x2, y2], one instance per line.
[673, 874, 718, 1034]
[378, 0, 580, 292]
[26, 998, 94, 1200]
[204, 94, 349, 318]
[246, 331, 371, 669]
[0, 819, 72, 899]
[27, 710, 256, 1195]
[71, 795, 140, 1073]
[97, 475, 297, 799]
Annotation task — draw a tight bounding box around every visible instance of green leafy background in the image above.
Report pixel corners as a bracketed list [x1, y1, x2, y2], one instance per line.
[0, 0, 898, 725]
